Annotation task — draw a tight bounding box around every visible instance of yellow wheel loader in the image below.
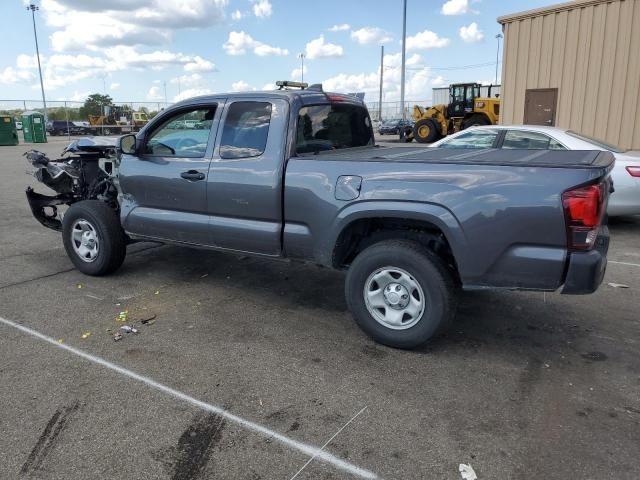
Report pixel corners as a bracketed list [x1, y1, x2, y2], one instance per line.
[409, 83, 500, 143]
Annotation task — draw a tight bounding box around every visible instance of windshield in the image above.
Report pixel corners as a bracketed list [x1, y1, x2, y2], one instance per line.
[566, 131, 625, 153]
[296, 104, 374, 154]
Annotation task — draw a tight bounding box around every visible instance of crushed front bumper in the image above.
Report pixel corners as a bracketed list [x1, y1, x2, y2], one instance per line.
[25, 187, 72, 232]
[561, 226, 609, 294]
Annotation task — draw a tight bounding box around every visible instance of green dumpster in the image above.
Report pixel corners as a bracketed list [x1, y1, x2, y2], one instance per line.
[0, 115, 19, 146]
[22, 111, 47, 143]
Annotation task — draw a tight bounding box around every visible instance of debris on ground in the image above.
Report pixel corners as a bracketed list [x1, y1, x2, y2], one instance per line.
[139, 313, 157, 325]
[459, 463, 478, 480]
[77, 284, 82, 289]
[81, 332, 91, 339]
[608, 282, 630, 289]
[200, 273, 209, 278]
[113, 331, 124, 341]
[120, 325, 139, 334]
[154, 290, 159, 295]
[117, 310, 128, 322]
[57, 339, 64, 344]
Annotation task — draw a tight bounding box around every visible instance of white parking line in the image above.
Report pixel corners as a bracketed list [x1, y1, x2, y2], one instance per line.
[609, 260, 640, 268]
[0, 316, 378, 480]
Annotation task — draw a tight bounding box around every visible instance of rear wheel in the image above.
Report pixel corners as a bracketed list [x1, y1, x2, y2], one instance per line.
[413, 119, 440, 143]
[62, 200, 126, 276]
[346, 240, 457, 349]
[462, 114, 491, 129]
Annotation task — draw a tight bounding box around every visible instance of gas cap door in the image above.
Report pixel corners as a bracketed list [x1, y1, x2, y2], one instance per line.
[335, 175, 362, 201]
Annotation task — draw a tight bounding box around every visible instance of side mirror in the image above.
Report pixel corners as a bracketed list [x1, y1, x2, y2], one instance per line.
[119, 134, 137, 155]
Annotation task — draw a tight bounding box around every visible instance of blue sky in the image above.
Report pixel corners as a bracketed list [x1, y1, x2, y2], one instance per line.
[0, 0, 554, 105]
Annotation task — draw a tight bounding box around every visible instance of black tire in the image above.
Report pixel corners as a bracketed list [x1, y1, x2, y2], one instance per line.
[462, 114, 491, 129]
[345, 240, 457, 349]
[413, 118, 440, 143]
[62, 200, 126, 276]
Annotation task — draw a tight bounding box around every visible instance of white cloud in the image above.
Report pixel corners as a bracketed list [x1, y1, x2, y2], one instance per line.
[441, 0, 469, 15]
[17, 54, 41, 69]
[43, 0, 228, 52]
[252, 0, 272, 18]
[147, 85, 164, 100]
[110, 82, 120, 89]
[431, 75, 447, 87]
[0, 66, 35, 85]
[383, 52, 422, 68]
[305, 35, 343, 59]
[174, 87, 213, 102]
[231, 80, 250, 92]
[184, 56, 215, 72]
[170, 73, 203, 87]
[459, 22, 484, 43]
[290, 65, 308, 81]
[261, 82, 277, 90]
[406, 30, 450, 51]
[68, 90, 92, 102]
[223, 31, 288, 56]
[328, 23, 350, 32]
[231, 9, 244, 20]
[350, 27, 392, 45]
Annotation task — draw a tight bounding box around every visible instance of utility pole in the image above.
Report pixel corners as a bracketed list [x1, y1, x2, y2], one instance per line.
[378, 45, 384, 121]
[27, 4, 48, 122]
[400, 0, 407, 120]
[495, 33, 503, 85]
[298, 53, 305, 83]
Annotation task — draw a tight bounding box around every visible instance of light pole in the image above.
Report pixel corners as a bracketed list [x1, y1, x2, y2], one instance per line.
[400, 0, 407, 120]
[378, 45, 384, 121]
[495, 33, 503, 85]
[298, 53, 305, 83]
[27, 3, 48, 122]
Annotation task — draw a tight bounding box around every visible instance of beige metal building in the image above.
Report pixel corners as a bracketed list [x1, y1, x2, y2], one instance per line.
[498, 0, 640, 150]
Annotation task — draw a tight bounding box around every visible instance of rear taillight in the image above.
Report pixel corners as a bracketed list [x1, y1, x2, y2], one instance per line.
[562, 183, 606, 251]
[626, 166, 640, 177]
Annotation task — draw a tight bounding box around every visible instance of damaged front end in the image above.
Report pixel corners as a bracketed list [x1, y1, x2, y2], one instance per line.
[25, 137, 120, 231]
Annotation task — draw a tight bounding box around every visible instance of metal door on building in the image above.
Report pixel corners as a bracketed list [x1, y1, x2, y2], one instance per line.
[523, 88, 557, 126]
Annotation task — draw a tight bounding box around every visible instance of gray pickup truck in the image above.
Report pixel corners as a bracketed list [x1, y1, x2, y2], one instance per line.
[25, 85, 613, 349]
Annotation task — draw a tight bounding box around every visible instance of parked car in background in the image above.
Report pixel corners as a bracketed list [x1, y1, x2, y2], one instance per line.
[431, 125, 640, 217]
[378, 119, 413, 135]
[46, 120, 85, 136]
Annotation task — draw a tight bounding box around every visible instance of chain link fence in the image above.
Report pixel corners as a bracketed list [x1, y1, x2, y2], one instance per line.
[364, 100, 431, 121]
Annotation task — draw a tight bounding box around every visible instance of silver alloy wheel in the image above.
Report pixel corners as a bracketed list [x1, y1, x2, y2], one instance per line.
[71, 218, 99, 263]
[364, 266, 426, 330]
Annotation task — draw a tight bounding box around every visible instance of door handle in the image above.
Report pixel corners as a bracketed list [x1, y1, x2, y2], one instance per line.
[181, 170, 205, 181]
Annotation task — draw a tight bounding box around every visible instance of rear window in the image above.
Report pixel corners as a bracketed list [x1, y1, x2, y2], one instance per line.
[566, 130, 624, 153]
[296, 104, 373, 154]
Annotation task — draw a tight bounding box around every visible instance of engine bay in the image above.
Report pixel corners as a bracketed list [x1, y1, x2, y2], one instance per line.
[25, 137, 120, 231]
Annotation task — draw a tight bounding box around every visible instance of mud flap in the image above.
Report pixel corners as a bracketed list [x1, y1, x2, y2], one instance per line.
[25, 187, 72, 232]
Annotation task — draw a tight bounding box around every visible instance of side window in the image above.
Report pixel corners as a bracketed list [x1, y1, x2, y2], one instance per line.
[439, 129, 499, 149]
[502, 130, 566, 150]
[219, 102, 272, 159]
[145, 107, 215, 157]
[296, 104, 373, 154]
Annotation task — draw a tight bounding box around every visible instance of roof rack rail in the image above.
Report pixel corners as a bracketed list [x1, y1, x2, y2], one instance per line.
[276, 80, 308, 90]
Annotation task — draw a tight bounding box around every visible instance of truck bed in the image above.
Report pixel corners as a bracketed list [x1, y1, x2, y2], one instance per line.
[309, 146, 615, 169]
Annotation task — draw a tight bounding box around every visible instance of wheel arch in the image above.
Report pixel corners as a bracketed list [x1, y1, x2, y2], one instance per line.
[329, 202, 467, 276]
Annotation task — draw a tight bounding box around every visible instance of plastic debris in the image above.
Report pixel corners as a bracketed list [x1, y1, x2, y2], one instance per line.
[81, 332, 91, 339]
[120, 325, 139, 334]
[459, 464, 477, 480]
[117, 310, 128, 322]
[113, 331, 123, 341]
[77, 284, 82, 289]
[608, 282, 629, 289]
[154, 290, 159, 295]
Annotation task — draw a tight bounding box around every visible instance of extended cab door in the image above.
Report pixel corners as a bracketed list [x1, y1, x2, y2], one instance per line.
[118, 102, 223, 245]
[206, 98, 289, 255]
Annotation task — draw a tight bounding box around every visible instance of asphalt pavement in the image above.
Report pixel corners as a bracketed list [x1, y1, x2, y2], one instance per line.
[0, 136, 639, 480]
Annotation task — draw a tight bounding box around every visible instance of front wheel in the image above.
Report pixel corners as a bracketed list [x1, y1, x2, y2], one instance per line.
[345, 240, 457, 349]
[62, 200, 126, 276]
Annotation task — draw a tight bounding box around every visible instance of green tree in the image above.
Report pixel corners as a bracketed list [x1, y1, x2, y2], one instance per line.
[79, 93, 114, 118]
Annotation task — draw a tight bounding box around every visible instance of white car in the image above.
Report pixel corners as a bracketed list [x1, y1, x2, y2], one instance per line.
[430, 125, 640, 217]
